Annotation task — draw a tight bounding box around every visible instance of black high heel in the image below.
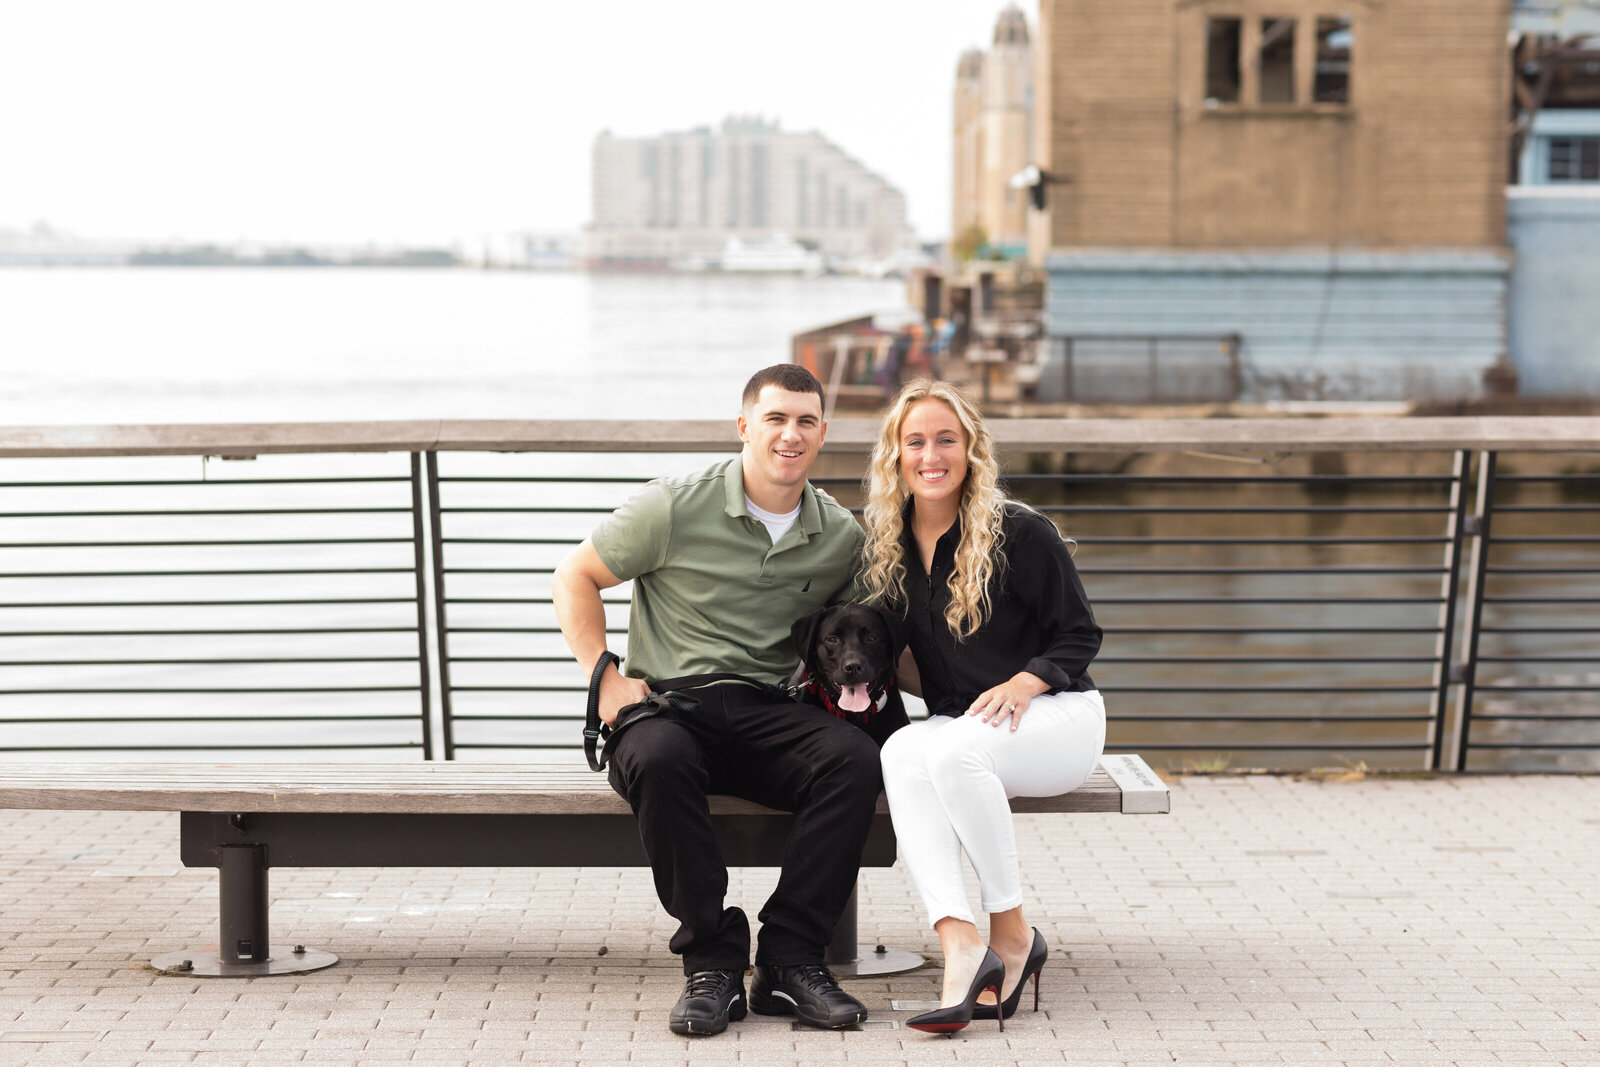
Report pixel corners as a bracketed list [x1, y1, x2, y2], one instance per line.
[906, 947, 1006, 1035]
[973, 928, 1048, 1021]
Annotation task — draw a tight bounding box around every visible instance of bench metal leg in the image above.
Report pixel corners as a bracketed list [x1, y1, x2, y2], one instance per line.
[152, 843, 338, 978]
[823, 882, 924, 977]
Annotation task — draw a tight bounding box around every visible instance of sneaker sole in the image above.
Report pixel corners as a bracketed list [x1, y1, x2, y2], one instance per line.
[749, 990, 864, 1029]
[669, 1000, 746, 1036]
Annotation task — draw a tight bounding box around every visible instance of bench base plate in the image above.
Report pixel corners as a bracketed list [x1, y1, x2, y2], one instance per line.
[151, 945, 339, 978]
[828, 944, 927, 977]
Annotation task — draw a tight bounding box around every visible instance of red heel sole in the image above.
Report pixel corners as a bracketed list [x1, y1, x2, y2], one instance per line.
[906, 1021, 968, 1033]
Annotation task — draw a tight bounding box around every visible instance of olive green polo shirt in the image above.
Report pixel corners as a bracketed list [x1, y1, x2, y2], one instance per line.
[591, 456, 863, 686]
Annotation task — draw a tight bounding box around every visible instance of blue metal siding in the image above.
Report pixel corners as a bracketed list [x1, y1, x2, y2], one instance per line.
[1044, 250, 1509, 401]
[1507, 189, 1600, 395]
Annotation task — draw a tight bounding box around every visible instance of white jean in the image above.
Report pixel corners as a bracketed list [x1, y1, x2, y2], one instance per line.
[880, 689, 1106, 927]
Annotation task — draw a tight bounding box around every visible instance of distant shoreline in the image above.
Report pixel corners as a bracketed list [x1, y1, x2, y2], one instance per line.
[129, 247, 462, 268]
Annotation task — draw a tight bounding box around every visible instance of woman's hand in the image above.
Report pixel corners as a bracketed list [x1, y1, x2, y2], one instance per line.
[966, 671, 1050, 731]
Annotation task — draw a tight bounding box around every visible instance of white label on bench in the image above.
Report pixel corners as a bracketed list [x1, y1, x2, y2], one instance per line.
[1099, 754, 1170, 814]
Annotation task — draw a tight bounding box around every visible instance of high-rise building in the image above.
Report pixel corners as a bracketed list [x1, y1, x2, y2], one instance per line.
[585, 117, 915, 269]
[951, 6, 1034, 255]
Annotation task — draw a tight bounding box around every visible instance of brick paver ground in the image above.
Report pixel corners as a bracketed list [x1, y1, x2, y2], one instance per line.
[1, 773, 1596, 1065]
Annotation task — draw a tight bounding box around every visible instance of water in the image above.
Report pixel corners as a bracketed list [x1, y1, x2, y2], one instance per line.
[0, 267, 909, 762]
[0, 267, 908, 425]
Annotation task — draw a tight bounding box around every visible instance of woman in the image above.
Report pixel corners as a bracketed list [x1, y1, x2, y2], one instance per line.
[861, 380, 1105, 1035]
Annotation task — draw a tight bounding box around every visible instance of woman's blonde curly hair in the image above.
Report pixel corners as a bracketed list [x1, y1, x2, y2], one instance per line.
[860, 379, 1006, 639]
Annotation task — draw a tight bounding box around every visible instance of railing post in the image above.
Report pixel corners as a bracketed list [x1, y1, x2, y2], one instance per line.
[409, 453, 435, 761]
[425, 452, 458, 760]
[1147, 338, 1159, 403]
[1428, 450, 1470, 771]
[1449, 451, 1496, 771]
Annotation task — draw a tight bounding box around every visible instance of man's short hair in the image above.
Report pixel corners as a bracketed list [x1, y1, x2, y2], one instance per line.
[742, 364, 825, 412]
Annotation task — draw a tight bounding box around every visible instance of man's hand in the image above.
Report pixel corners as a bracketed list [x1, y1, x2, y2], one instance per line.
[554, 540, 652, 727]
[599, 662, 652, 727]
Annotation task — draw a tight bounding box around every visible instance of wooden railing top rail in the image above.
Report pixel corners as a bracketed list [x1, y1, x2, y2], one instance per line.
[1, 416, 1597, 459]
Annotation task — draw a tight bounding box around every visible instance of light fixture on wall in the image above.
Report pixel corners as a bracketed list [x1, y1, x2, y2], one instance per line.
[1009, 164, 1066, 210]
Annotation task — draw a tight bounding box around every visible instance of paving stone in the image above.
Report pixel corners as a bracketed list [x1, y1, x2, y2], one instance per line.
[4, 775, 1599, 1065]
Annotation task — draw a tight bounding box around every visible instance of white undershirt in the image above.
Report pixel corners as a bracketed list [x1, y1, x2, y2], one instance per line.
[745, 496, 801, 544]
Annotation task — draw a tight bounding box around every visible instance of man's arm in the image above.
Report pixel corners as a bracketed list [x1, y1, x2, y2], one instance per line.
[551, 538, 650, 726]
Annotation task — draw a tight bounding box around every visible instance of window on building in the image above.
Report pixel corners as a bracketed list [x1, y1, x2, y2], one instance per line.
[1314, 16, 1352, 103]
[1258, 18, 1296, 103]
[1549, 137, 1600, 181]
[1205, 17, 1242, 103]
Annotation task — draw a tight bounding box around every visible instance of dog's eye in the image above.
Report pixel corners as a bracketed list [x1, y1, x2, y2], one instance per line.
[863, 632, 877, 642]
[824, 634, 841, 644]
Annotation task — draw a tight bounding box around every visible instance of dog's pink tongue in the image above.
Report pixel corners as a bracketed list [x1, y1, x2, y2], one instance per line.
[838, 684, 871, 713]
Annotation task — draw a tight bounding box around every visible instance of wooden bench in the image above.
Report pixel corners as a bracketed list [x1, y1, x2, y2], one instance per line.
[0, 755, 1169, 978]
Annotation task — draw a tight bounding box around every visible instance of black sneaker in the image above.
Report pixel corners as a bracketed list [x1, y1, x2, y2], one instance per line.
[749, 963, 867, 1029]
[668, 968, 747, 1036]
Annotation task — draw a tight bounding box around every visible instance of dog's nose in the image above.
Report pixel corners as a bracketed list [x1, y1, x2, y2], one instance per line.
[841, 660, 864, 678]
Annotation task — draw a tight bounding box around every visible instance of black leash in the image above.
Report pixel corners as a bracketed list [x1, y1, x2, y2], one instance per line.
[583, 650, 622, 772]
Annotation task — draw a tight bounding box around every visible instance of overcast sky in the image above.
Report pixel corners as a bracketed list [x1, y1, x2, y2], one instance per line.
[0, 1, 1036, 247]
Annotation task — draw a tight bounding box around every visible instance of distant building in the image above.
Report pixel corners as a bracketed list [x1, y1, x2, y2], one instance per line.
[500, 232, 578, 270]
[1028, 0, 1514, 403]
[1511, 0, 1600, 188]
[1505, 2, 1600, 395]
[951, 7, 1034, 256]
[585, 117, 915, 270]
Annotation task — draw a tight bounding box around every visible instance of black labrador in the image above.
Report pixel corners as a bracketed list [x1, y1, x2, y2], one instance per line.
[789, 603, 910, 748]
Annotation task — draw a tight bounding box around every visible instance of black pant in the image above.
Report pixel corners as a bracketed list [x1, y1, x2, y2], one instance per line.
[605, 678, 883, 975]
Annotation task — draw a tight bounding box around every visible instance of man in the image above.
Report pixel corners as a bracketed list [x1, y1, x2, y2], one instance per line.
[551, 364, 880, 1037]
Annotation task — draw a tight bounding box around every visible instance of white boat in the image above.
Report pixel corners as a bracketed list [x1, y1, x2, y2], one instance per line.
[718, 233, 825, 275]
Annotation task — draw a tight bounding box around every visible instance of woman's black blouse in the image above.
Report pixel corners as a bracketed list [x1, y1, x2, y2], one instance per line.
[895, 502, 1101, 718]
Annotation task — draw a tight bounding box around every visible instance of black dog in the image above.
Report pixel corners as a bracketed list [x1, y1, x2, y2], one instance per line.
[789, 603, 910, 748]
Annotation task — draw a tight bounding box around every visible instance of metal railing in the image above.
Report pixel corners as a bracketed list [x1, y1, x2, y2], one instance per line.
[1, 417, 1595, 771]
[1046, 333, 1244, 404]
[0, 453, 433, 757]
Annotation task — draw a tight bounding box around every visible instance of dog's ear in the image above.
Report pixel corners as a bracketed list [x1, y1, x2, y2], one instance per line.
[867, 604, 907, 658]
[791, 606, 829, 662]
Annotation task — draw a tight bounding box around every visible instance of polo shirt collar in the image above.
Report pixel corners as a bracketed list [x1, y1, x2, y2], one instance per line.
[723, 457, 751, 517]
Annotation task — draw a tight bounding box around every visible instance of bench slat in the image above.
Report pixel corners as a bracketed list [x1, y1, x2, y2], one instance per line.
[0, 759, 1157, 815]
